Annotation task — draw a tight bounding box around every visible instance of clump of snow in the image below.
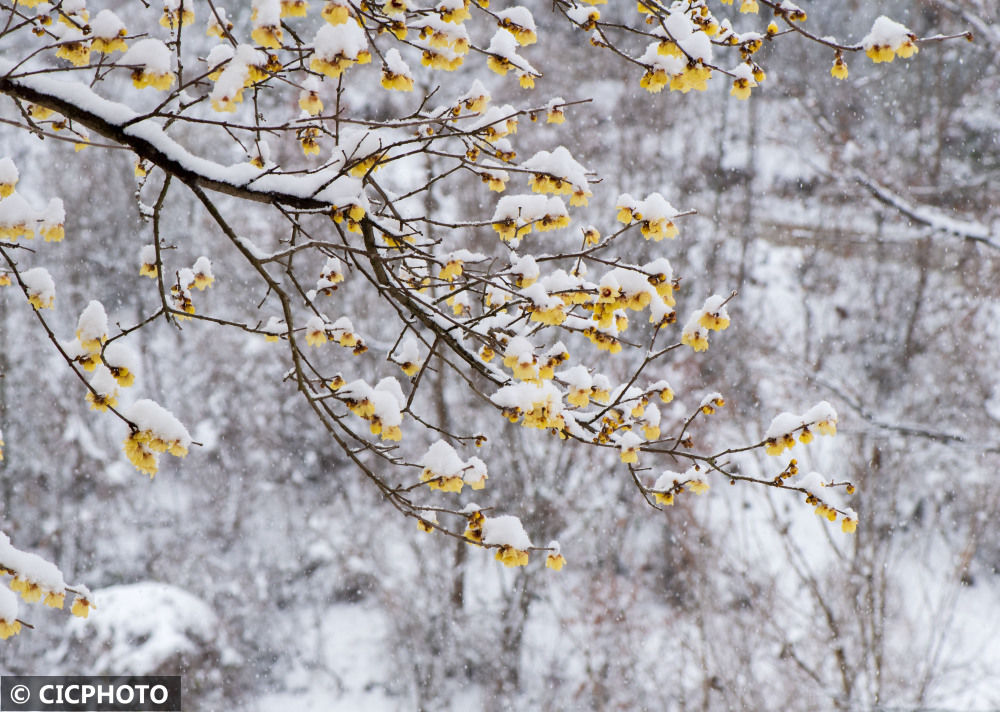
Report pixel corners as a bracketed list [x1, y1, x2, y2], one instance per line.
[482, 514, 532, 549]
[0, 531, 67, 593]
[119, 39, 175, 74]
[22, 267, 55, 307]
[71, 582, 219, 674]
[0, 586, 17, 623]
[0, 157, 17, 186]
[76, 301, 108, 345]
[420, 440, 465, 478]
[124, 400, 192, 449]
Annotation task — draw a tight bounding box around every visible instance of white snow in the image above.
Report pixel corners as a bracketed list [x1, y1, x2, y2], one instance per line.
[124, 399, 192, 448]
[71, 582, 218, 674]
[119, 39, 175, 74]
[0, 531, 67, 593]
[482, 514, 532, 549]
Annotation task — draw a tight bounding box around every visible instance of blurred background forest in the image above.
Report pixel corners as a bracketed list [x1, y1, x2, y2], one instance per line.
[1, 0, 999, 710]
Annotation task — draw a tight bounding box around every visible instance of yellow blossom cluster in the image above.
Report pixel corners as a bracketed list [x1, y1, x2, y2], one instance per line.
[330, 202, 366, 234]
[805, 492, 857, 534]
[465, 510, 484, 542]
[56, 41, 92, 68]
[131, 69, 175, 91]
[381, 69, 414, 92]
[160, 4, 194, 30]
[640, 61, 712, 95]
[9, 577, 63, 608]
[123, 429, 186, 477]
[495, 545, 529, 567]
[0, 618, 20, 640]
[763, 403, 838, 456]
[529, 174, 592, 207]
[298, 126, 322, 156]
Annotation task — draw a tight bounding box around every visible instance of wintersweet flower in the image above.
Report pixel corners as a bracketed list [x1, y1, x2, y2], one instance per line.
[91, 10, 128, 54]
[322, 1, 350, 24]
[0, 157, 17, 198]
[70, 596, 94, 618]
[831, 56, 848, 80]
[160, 0, 194, 29]
[495, 545, 530, 567]
[0, 619, 21, 640]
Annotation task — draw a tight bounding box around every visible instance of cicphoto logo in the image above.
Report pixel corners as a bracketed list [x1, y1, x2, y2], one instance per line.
[1, 676, 181, 711]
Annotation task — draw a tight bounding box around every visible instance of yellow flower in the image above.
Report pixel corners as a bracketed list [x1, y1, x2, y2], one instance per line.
[304, 325, 328, 347]
[739, 0, 758, 13]
[45, 591, 66, 609]
[831, 57, 848, 80]
[640, 218, 678, 241]
[841, 518, 858, 534]
[381, 424, 402, 441]
[160, 7, 195, 29]
[322, 1, 350, 23]
[311, 55, 355, 79]
[654, 491, 674, 506]
[487, 55, 511, 76]
[28, 293, 54, 310]
[439, 260, 464, 281]
[281, 0, 309, 16]
[132, 70, 176, 91]
[495, 545, 530, 567]
[698, 312, 730, 331]
[422, 49, 463, 71]
[0, 620, 22, 640]
[381, 70, 414, 92]
[19, 580, 43, 603]
[71, 596, 94, 618]
[686, 479, 710, 495]
[92, 32, 128, 54]
[429, 474, 464, 493]
[124, 432, 158, 476]
[56, 41, 92, 67]
[77, 353, 100, 371]
[816, 419, 837, 436]
[299, 127, 321, 156]
[109, 366, 135, 387]
[86, 390, 118, 412]
[866, 45, 896, 63]
[682, 329, 709, 352]
[764, 438, 785, 456]
[731, 78, 753, 100]
[252, 25, 283, 49]
[546, 553, 566, 571]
